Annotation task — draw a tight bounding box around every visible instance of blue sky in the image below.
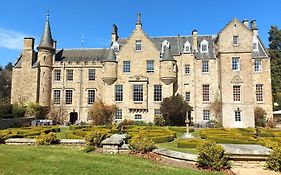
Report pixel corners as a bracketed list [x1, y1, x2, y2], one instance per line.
[0, 0, 280, 67]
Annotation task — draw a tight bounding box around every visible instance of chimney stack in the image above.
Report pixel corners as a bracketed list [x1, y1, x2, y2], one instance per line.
[192, 29, 198, 52]
[250, 20, 258, 36]
[242, 19, 249, 28]
[111, 24, 118, 42]
[23, 37, 34, 50]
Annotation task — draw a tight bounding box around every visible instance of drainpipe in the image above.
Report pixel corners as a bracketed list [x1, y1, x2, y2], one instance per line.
[78, 68, 83, 121]
[62, 62, 65, 123]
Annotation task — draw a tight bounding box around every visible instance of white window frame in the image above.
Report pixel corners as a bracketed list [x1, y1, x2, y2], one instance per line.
[115, 109, 122, 120]
[234, 110, 242, 122]
[135, 114, 142, 120]
[53, 89, 61, 105]
[202, 84, 210, 102]
[232, 57, 240, 71]
[256, 84, 264, 102]
[65, 89, 73, 105]
[184, 41, 191, 53]
[54, 69, 61, 82]
[87, 89, 96, 105]
[233, 85, 241, 102]
[133, 84, 143, 102]
[185, 92, 190, 102]
[154, 85, 162, 102]
[255, 59, 262, 72]
[184, 64, 190, 74]
[233, 36, 239, 46]
[115, 85, 123, 102]
[203, 110, 210, 121]
[202, 60, 209, 73]
[146, 60, 154, 73]
[66, 69, 73, 81]
[135, 40, 142, 51]
[123, 61, 131, 73]
[88, 69, 96, 81]
[200, 39, 208, 53]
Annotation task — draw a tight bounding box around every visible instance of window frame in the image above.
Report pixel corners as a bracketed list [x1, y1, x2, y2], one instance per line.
[232, 57, 240, 71]
[54, 69, 61, 82]
[202, 84, 210, 102]
[115, 109, 122, 120]
[115, 85, 123, 102]
[66, 69, 74, 81]
[53, 89, 61, 105]
[233, 36, 239, 46]
[234, 110, 242, 122]
[134, 114, 142, 120]
[65, 89, 73, 105]
[123, 61, 131, 73]
[185, 92, 191, 102]
[146, 60, 154, 73]
[202, 60, 209, 73]
[88, 69, 96, 81]
[154, 85, 162, 102]
[200, 39, 208, 53]
[203, 110, 210, 121]
[184, 64, 190, 74]
[133, 84, 143, 102]
[255, 59, 262, 72]
[87, 89, 96, 105]
[256, 84, 264, 102]
[233, 85, 241, 102]
[135, 40, 142, 51]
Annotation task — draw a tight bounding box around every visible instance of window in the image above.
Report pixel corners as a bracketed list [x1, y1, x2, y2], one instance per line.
[54, 70, 61, 81]
[256, 84, 263, 102]
[115, 85, 123, 102]
[202, 85, 210, 102]
[161, 40, 169, 53]
[255, 59, 262, 72]
[154, 109, 161, 115]
[202, 60, 209, 73]
[184, 64, 190, 74]
[200, 39, 208, 52]
[88, 69, 96, 81]
[135, 114, 142, 120]
[233, 85, 241, 102]
[115, 109, 122, 120]
[154, 85, 162, 102]
[133, 85, 143, 102]
[184, 41, 191, 53]
[66, 69, 73, 81]
[232, 57, 240, 71]
[53, 90, 61, 105]
[253, 42, 258, 51]
[203, 110, 210, 121]
[88, 90, 95, 105]
[123, 61, 130, 73]
[185, 92, 190, 102]
[234, 110, 241, 122]
[65, 90, 73, 105]
[135, 40, 142, 51]
[146, 60, 154, 72]
[233, 36, 239, 46]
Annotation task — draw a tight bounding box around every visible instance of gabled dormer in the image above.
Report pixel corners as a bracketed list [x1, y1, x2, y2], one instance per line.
[161, 40, 170, 53]
[200, 39, 208, 53]
[184, 41, 191, 53]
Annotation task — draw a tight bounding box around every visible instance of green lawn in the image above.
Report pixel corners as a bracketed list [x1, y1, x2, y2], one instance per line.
[0, 145, 222, 175]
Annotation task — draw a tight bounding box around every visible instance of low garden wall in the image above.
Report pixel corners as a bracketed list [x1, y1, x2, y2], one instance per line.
[0, 117, 34, 129]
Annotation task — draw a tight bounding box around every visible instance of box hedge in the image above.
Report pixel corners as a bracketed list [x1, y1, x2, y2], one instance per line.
[177, 139, 203, 148]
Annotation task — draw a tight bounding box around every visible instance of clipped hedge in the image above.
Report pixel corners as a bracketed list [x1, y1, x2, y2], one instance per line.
[35, 132, 59, 145]
[177, 139, 203, 148]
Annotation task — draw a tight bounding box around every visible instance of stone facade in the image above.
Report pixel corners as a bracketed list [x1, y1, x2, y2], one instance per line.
[11, 14, 272, 128]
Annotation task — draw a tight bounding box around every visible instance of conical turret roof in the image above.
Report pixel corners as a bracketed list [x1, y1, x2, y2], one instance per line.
[162, 46, 174, 60]
[104, 49, 116, 61]
[38, 14, 53, 50]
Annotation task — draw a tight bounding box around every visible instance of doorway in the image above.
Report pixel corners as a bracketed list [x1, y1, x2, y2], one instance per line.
[70, 112, 78, 124]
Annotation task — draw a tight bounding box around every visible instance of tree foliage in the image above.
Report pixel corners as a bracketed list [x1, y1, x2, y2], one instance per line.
[160, 94, 192, 126]
[0, 65, 12, 99]
[254, 107, 266, 127]
[88, 100, 117, 125]
[269, 26, 281, 97]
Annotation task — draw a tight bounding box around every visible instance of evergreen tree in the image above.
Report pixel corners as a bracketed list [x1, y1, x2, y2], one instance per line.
[4, 62, 13, 71]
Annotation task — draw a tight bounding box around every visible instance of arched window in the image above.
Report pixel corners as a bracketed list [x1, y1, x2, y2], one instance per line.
[161, 40, 169, 53]
[184, 41, 191, 53]
[200, 39, 208, 53]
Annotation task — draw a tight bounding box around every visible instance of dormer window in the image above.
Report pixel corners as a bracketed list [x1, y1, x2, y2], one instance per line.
[111, 41, 119, 52]
[200, 39, 208, 53]
[161, 40, 170, 53]
[233, 36, 239, 46]
[253, 37, 259, 52]
[184, 41, 191, 53]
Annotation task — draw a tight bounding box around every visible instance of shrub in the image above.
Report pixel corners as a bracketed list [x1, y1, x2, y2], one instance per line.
[26, 102, 48, 119]
[88, 100, 117, 125]
[85, 130, 109, 147]
[206, 120, 222, 128]
[177, 139, 203, 148]
[196, 140, 229, 170]
[255, 107, 267, 127]
[266, 145, 281, 172]
[12, 105, 26, 118]
[81, 146, 96, 153]
[154, 115, 165, 126]
[151, 135, 174, 143]
[35, 132, 59, 145]
[129, 137, 156, 153]
[0, 103, 13, 117]
[267, 118, 277, 128]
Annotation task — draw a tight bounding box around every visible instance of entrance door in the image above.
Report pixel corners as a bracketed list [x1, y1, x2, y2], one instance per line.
[70, 112, 78, 124]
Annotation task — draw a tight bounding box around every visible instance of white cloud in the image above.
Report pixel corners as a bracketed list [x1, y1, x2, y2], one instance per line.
[0, 28, 29, 50]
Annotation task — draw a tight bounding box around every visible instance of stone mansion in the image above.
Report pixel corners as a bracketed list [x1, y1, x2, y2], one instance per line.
[11, 14, 272, 128]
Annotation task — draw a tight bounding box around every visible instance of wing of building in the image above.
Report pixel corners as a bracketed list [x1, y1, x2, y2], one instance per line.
[11, 14, 272, 128]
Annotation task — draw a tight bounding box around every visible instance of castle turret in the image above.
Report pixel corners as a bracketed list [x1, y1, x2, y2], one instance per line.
[160, 46, 177, 85]
[37, 13, 55, 106]
[102, 49, 117, 85]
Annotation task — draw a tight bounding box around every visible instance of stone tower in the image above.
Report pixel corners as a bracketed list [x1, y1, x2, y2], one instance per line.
[160, 46, 177, 85]
[102, 49, 117, 85]
[37, 14, 55, 106]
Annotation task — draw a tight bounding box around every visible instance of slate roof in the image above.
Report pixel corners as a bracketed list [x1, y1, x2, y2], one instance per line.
[252, 37, 269, 58]
[38, 16, 54, 50]
[55, 48, 111, 62]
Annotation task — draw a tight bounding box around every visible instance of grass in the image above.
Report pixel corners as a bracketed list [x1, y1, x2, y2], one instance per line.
[56, 126, 70, 139]
[0, 145, 222, 175]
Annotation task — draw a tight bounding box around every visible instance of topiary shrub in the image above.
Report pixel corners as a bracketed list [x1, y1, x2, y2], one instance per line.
[129, 137, 156, 153]
[154, 115, 165, 126]
[35, 132, 60, 145]
[196, 140, 229, 170]
[12, 105, 26, 118]
[266, 144, 281, 172]
[85, 130, 109, 147]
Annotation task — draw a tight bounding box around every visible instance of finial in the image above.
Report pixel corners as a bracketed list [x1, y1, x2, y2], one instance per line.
[46, 9, 50, 21]
[137, 13, 141, 25]
[81, 34, 84, 48]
